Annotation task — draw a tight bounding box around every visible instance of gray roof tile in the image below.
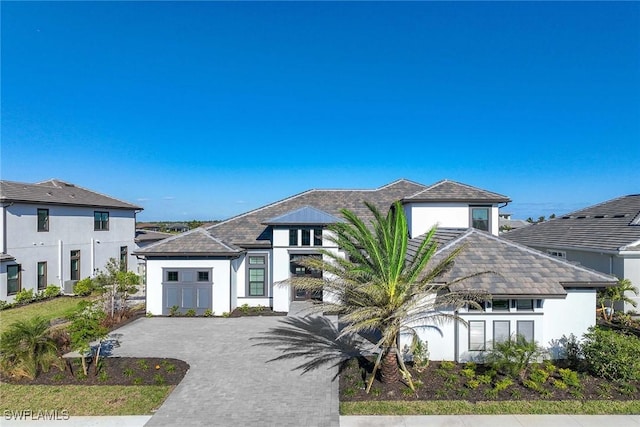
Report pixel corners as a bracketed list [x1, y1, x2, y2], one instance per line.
[405, 179, 511, 203]
[415, 229, 616, 296]
[504, 195, 640, 252]
[0, 179, 142, 210]
[135, 228, 241, 256]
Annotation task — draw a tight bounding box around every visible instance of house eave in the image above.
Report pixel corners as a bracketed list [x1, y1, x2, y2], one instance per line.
[402, 198, 511, 204]
[134, 251, 241, 258]
[1, 198, 143, 210]
[561, 281, 617, 288]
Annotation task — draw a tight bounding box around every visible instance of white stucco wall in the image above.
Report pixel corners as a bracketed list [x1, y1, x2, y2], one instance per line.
[404, 203, 500, 237]
[622, 254, 640, 311]
[1, 203, 137, 301]
[145, 258, 232, 316]
[543, 290, 596, 357]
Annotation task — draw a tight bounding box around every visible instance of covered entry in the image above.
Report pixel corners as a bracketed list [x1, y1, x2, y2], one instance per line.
[290, 254, 323, 301]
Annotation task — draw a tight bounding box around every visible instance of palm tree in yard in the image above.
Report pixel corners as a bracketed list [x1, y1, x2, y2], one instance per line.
[288, 201, 488, 392]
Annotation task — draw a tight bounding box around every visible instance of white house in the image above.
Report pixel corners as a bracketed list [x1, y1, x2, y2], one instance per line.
[0, 179, 142, 301]
[136, 179, 616, 361]
[504, 194, 640, 312]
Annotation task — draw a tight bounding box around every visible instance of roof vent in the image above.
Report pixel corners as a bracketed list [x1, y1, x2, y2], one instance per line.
[594, 215, 606, 218]
[46, 192, 52, 197]
[576, 215, 587, 219]
[561, 216, 571, 219]
[613, 214, 627, 218]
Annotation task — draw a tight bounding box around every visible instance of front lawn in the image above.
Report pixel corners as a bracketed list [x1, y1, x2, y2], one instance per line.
[0, 384, 173, 416]
[0, 296, 92, 334]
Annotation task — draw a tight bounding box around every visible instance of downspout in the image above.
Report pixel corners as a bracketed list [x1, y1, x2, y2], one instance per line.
[454, 309, 459, 363]
[91, 238, 96, 277]
[1, 203, 11, 254]
[58, 240, 63, 288]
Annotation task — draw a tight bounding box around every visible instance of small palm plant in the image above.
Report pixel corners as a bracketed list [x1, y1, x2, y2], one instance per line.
[598, 278, 639, 321]
[286, 201, 489, 392]
[0, 316, 64, 379]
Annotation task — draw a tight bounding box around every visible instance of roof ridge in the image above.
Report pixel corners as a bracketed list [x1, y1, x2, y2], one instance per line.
[139, 227, 201, 250]
[563, 194, 640, 217]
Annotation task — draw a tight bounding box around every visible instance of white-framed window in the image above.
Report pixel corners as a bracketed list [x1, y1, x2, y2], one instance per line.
[547, 250, 566, 259]
[468, 320, 486, 351]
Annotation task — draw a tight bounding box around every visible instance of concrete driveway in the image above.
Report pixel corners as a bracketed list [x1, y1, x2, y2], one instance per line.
[108, 313, 339, 427]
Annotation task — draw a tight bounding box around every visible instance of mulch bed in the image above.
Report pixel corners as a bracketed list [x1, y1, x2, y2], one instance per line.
[1, 357, 189, 386]
[340, 359, 640, 402]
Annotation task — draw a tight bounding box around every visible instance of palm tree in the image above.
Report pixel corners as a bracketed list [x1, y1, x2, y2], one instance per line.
[0, 316, 64, 379]
[287, 201, 488, 392]
[598, 278, 639, 321]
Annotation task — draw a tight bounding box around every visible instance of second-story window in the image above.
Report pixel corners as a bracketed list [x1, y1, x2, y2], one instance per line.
[37, 209, 49, 232]
[94, 211, 109, 231]
[471, 207, 490, 232]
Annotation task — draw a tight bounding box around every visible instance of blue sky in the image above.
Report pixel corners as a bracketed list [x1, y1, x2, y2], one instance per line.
[2, 2, 638, 221]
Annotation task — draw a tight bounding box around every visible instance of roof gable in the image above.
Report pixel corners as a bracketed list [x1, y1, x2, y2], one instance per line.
[414, 228, 615, 296]
[505, 194, 640, 252]
[0, 179, 142, 210]
[404, 179, 511, 203]
[134, 228, 240, 255]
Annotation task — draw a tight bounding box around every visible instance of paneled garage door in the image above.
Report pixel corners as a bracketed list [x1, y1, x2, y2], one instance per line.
[163, 284, 212, 315]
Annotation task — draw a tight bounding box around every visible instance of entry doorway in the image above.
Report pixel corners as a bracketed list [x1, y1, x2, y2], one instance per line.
[290, 254, 323, 301]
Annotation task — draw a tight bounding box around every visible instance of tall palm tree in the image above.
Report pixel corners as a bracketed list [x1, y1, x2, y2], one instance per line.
[288, 201, 488, 391]
[0, 316, 64, 379]
[598, 278, 639, 321]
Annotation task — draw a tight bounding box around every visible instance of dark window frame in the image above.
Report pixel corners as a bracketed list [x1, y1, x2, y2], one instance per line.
[167, 271, 179, 282]
[468, 320, 486, 351]
[7, 264, 21, 295]
[197, 271, 210, 282]
[492, 299, 510, 311]
[120, 246, 128, 271]
[516, 299, 534, 311]
[301, 228, 311, 246]
[289, 229, 298, 246]
[94, 211, 109, 231]
[493, 320, 510, 348]
[246, 253, 268, 297]
[37, 261, 47, 290]
[70, 250, 81, 281]
[470, 206, 491, 232]
[37, 208, 49, 232]
[313, 228, 322, 246]
[517, 320, 535, 343]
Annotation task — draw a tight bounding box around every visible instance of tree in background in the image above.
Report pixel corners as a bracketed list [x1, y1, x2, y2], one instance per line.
[93, 258, 140, 323]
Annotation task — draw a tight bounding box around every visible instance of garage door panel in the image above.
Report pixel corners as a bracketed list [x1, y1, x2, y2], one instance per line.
[163, 284, 212, 315]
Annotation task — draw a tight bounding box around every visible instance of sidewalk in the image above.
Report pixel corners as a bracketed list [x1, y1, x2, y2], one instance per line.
[340, 415, 640, 427]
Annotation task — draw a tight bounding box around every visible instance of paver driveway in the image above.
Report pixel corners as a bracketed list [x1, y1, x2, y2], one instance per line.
[108, 313, 339, 427]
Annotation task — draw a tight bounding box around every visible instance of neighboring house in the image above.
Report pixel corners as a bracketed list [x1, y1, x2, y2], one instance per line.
[134, 229, 174, 295]
[166, 223, 189, 233]
[0, 179, 142, 301]
[504, 194, 640, 313]
[498, 213, 532, 233]
[136, 222, 162, 232]
[135, 179, 615, 361]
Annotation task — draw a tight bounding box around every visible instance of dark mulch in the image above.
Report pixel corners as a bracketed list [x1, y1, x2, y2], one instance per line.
[229, 306, 286, 317]
[1, 357, 189, 386]
[340, 359, 640, 402]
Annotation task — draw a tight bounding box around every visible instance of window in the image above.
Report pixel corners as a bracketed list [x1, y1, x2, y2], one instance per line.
[467, 301, 485, 311]
[167, 271, 179, 282]
[37, 209, 49, 232]
[492, 299, 509, 311]
[313, 228, 322, 246]
[246, 254, 267, 297]
[301, 229, 311, 246]
[471, 207, 490, 232]
[70, 250, 80, 281]
[517, 321, 534, 343]
[468, 321, 485, 351]
[198, 271, 209, 282]
[290, 254, 322, 278]
[547, 250, 566, 259]
[7, 265, 21, 295]
[94, 211, 109, 231]
[37, 262, 47, 290]
[289, 229, 298, 246]
[516, 299, 534, 311]
[120, 246, 128, 271]
[493, 321, 510, 346]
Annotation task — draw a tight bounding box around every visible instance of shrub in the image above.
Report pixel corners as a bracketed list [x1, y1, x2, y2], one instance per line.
[73, 278, 94, 296]
[581, 327, 640, 382]
[169, 305, 180, 316]
[558, 368, 581, 388]
[14, 289, 35, 304]
[439, 360, 455, 371]
[486, 335, 547, 380]
[0, 300, 12, 310]
[411, 339, 430, 372]
[43, 285, 61, 299]
[0, 316, 64, 379]
[203, 309, 213, 317]
[185, 309, 196, 317]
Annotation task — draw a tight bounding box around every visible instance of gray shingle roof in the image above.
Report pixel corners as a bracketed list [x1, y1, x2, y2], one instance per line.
[264, 206, 343, 225]
[0, 179, 142, 210]
[135, 228, 241, 256]
[0, 253, 16, 262]
[504, 195, 640, 252]
[404, 179, 511, 203]
[410, 228, 616, 297]
[205, 179, 428, 248]
[135, 230, 174, 243]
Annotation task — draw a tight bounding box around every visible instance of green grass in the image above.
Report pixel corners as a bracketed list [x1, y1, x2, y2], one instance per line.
[0, 384, 174, 415]
[0, 296, 92, 334]
[340, 400, 640, 415]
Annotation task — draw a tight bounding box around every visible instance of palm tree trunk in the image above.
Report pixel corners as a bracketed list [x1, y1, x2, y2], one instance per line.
[380, 347, 400, 384]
